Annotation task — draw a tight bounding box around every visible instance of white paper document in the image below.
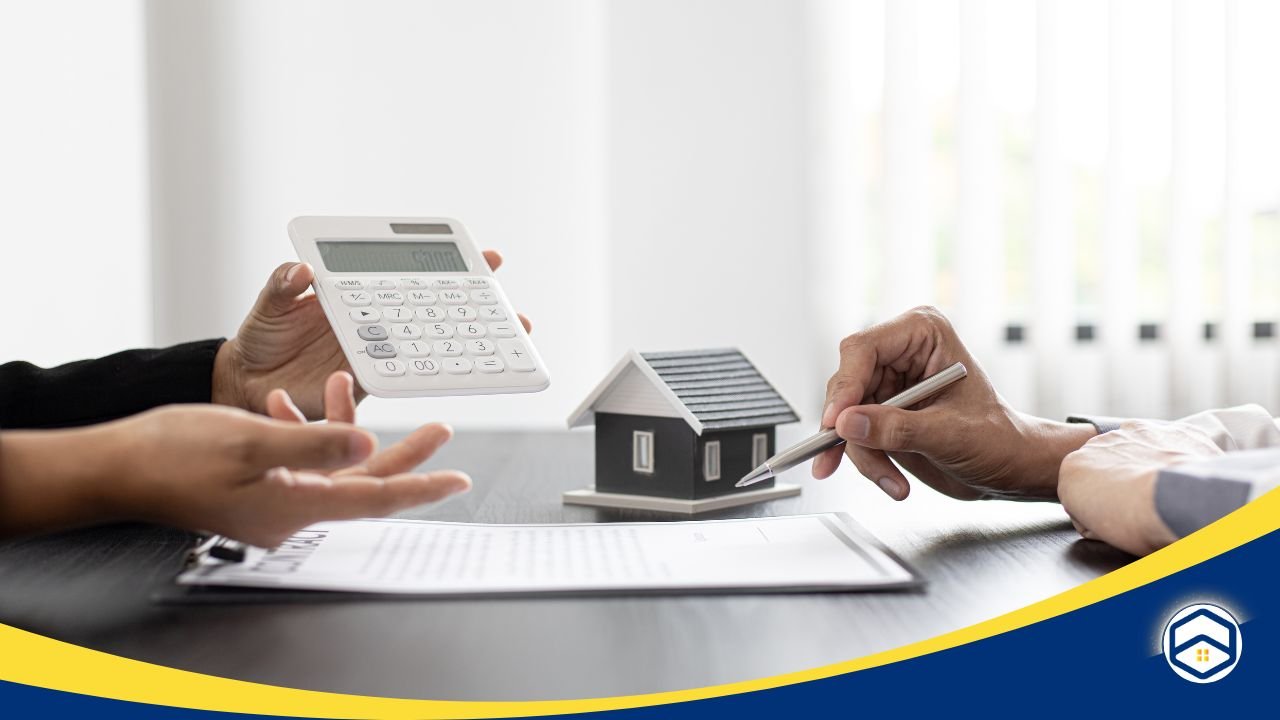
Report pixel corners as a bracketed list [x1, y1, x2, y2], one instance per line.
[177, 513, 919, 595]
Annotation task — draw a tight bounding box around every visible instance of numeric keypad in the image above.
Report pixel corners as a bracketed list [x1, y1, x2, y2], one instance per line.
[327, 275, 537, 386]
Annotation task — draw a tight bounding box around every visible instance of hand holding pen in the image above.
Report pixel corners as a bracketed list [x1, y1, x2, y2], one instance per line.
[804, 308, 1098, 502]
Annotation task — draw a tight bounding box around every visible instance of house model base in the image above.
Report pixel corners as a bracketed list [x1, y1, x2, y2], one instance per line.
[562, 483, 801, 515]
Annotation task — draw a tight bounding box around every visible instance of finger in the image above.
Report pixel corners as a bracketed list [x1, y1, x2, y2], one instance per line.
[283, 470, 472, 522]
[844, 444, 910, 500]
[868, 365, 907, 404]
[231, 419, 376, 472]
[382, 469, 471, 504]
[811, 445, 844, 479]
[324, 371, 357, 424]
[835, 404, 946, 455]
[356, 423, 454, 477]
[255, 262, 315, 316]
[822, 307, 951, 427]
[478, 250, 530, 333]
[265, 389, 307, 424]
[822, 341, 877, 428]
[483, 249, 504, 272]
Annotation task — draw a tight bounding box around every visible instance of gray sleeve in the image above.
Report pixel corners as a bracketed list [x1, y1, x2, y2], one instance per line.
[1155, 449, 1280, 538]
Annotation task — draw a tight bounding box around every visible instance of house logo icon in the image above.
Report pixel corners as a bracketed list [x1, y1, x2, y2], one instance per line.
[1161, 603, 1242, 683]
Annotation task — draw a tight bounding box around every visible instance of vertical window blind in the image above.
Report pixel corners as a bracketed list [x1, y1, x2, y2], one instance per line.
[823, 0, 1280, 420]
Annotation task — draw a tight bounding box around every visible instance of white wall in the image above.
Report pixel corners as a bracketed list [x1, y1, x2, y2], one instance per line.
[146, 0, 613, 428]
[605, 0, 819, 421]
[0, 0, 151, 367]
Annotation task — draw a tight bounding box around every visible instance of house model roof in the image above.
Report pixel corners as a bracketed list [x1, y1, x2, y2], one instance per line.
[567, 348, 800, 435]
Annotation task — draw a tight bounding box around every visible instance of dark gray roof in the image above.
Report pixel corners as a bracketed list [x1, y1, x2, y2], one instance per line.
[639, 349, 799, 431]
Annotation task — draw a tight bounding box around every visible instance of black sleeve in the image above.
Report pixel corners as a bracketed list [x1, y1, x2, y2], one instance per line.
[0, 339, 226, 430]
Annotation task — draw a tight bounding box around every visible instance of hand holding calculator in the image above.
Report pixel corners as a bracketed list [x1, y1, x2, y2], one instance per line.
[288, 216, 549, 398]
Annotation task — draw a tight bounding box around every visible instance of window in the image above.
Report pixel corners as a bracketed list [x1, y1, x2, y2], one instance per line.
[703, 440, 721, 481]
[632, 431, 654, 474]
[751, 433, 769, 468]
[816, 1, 1280, 422]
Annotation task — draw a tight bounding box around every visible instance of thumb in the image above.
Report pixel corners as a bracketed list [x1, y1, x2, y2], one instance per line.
[234, 419, 376, 471]
[256, 262, 314, 315]
[835, 404, 944, 454]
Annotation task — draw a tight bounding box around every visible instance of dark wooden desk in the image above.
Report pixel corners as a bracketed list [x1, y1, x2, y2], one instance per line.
[0, 430, 1131, 701]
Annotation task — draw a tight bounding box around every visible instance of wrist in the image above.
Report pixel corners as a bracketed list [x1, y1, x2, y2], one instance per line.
[82, 418, 149, 520]
[1013, 413, 1098, 501]
[211, 338, 250, 412]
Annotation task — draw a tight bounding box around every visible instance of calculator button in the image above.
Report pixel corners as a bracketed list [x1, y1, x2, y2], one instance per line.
[475, 356, 506, 374]
[331, 278, 366, 291]
[480, 306, 507, 322]
[425, 323, 455, 338]
[448, 306, 477, 322]
[465, 339, 494, 355]
[399, 278, 429, 290]
[391, 324, 423, 340]
[463, 277, 490, 289]
[470, 290, 498, 305]
[373, 359, 405, 377]
[366, 342, 397, 358]
[409, 358, 440, 375]
[350, 309, 381, 323]
[369, 279, 397, 291]
[430, 279, 461, 290]
[455, 322, 486, 338]
[488, 322, 517, 338]
[498, 341, 536, 371]
[444, 357, 474, 375]
[433, 340, 463, 357]
[416, 306, 447, 322]
[407, 290, 438, 306]
[341, 291, 372, 307]
[383, 306, 414, 323]
[401, 340, 431, 357]
[357, 325, 389, 341]
[374, 290, 404, 306]
[439, 289, 468, 305]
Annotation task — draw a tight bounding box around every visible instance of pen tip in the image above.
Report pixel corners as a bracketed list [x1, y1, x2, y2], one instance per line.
[736, 467, 771, 488]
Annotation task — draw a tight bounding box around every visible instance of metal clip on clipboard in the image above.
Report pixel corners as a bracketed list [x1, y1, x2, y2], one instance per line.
[184, 535, 249, 568]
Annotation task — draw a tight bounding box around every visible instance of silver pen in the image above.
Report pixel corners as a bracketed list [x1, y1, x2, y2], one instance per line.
[736, 361, 968, 488]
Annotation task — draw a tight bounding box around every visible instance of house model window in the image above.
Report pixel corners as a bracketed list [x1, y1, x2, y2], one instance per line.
[703, 441, 721, 481]
[752, 433, 769, 468]
[632, 430, 655, 474]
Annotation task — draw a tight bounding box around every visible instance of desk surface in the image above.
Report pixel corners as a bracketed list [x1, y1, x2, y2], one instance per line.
[0, 430, 1132, 701]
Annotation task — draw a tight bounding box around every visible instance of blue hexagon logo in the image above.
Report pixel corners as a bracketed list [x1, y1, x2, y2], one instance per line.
[1162, 603, 1242, 683]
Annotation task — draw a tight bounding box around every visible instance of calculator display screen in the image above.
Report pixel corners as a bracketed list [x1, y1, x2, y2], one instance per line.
[317, 241, 469, 273]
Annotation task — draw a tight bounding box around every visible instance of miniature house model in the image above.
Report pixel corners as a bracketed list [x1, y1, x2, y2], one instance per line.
[565, 348, 801, 513]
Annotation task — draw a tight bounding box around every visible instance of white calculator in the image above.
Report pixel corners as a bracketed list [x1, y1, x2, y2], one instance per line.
[288, 216, 549, 398]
